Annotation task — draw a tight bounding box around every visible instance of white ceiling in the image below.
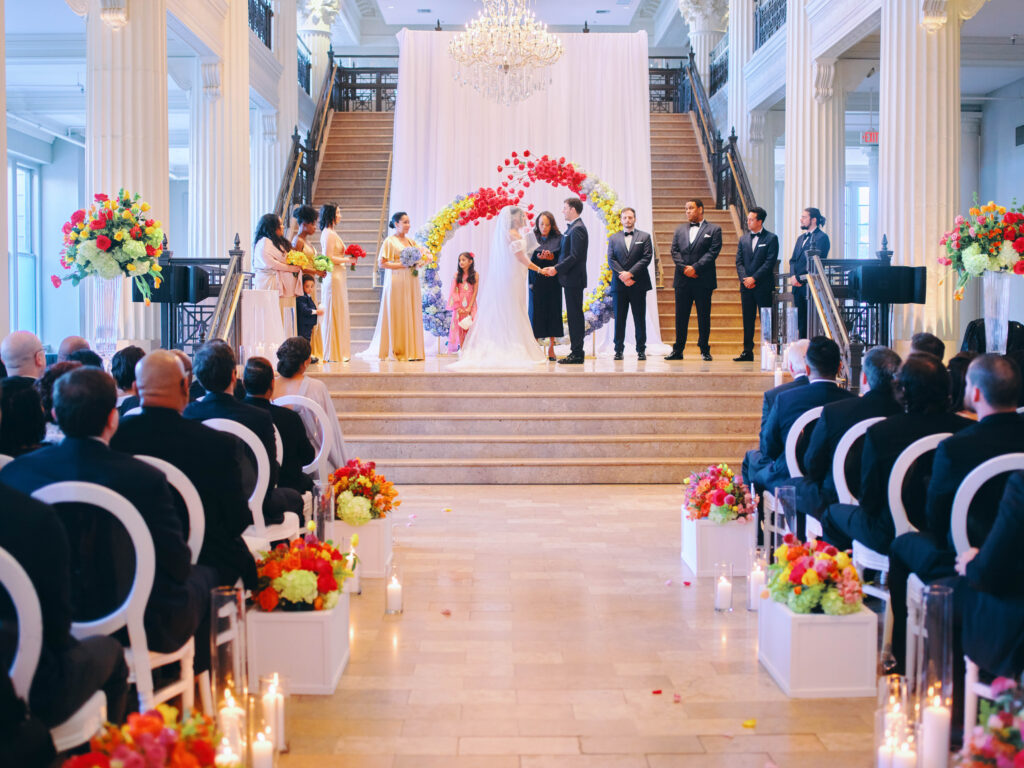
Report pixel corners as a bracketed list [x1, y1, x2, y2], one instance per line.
[963, 0, 1024, 39]
[5, 0, 83, 34]
[376, 0, 651, 28]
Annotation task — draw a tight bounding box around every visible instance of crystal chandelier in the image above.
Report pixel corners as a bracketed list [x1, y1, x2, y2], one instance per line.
[449, 0, 564, 106]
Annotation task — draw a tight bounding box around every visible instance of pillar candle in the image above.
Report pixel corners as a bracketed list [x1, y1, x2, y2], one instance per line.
[748, 566, 766, 610]
[251, 731, 273, 768]
[921, 698, 952, 767]
[218, 693, 244, 756]
[262, 682, 285, 751]
[386, 575, 403, 613]
[714, 575, 732, 611]
[892, 743, 916, 768]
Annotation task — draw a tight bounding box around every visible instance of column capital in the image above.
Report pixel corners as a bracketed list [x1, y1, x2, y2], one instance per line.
[65, 0, 88, 16]
[813, 57, 837, 103]
[921, 0, 987, 31]
[298, 0, 340, 33]
[201, 60, 221, 101]
[677, 0, 728, 32]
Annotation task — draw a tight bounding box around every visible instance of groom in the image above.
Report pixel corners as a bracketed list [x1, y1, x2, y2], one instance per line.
[542, 197, 588, 364]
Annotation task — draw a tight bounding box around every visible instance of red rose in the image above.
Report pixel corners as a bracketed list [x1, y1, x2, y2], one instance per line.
[317, 573, 337, 594]
[96, 235, 112, 251]
[145, 244, 156, 256]
[65, 753, 111, 768]
[1014, 237, 1024, 254]
[51, 275, 62, 288]
[62, 221, 73, 234]
[257, 587, 279, 611]
[89, 218, 105, 230]
[190, 739, 216, 765]
[94, 193, 108, 202]
[1006, 226, 1018, 241]
[523, 150, 530, 157]
[71, 209, 86, 225]
[1014, 260, 1024, 275]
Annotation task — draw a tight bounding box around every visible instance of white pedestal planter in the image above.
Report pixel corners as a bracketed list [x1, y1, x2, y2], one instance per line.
[247, 594, 350, 695]
[680, 506, 755, 577]
[757, 595, 877, 698]
[325, 518, 393, 578]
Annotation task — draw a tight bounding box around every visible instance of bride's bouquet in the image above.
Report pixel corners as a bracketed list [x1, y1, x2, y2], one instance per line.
[345, 243, 367, 271]
[400, 246, 422, 277]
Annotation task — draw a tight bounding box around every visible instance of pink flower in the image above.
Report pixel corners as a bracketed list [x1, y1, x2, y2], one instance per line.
[969, 227, 977, 237]
[955, 215, 965, 225]
[724, 494, 735, 505]
[990, 677, 1017, 697]
[978, 216, 987, 225]
[50, 275, 62, 288]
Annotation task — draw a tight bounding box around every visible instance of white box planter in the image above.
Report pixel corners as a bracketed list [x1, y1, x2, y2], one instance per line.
[680, 506, 755, 577]
[247, 593, 350, 695]
[325, 517, 393, 578]
[757, 595, 877, 698]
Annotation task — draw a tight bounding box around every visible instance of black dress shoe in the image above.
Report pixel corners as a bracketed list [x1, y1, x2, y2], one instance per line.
[733, 351, 754, 362]
[664, 351, 683, 361]
[637, 352, 646, 361]
[558, 353, 584, 364]
[613, 352, 624, 361]
[701, 351, 713, 361]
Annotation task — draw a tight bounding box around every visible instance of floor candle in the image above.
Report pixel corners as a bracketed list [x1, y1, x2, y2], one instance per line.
[714, 574, 733, 611]
[218, 691, 244, 756]
[251, 731, 273, 768]
[748, 566, 765, 611]
[386, 574, 403, 613]
[921, 696, 952, 767]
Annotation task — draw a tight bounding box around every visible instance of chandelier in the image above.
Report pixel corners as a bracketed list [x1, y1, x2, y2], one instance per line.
[449, 0, 564, 106]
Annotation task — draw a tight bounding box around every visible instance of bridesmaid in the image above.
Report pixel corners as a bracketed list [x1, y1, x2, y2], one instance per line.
[362, 211, 425, 362]
[318, 203, 353, 363]
[530, 211, 564, 361]
[290, 205, 325, 359]
[253, 213, 301, 297]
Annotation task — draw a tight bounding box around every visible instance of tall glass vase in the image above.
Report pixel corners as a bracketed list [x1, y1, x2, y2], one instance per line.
[914, 584, 953, 768]
[91, 277, 123, 364]
[982, 270, 1012, 354]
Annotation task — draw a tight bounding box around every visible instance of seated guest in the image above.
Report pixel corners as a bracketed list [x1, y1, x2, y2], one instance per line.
[910, 331, 945, 361]
[112, 351, 257, 589]
[183, 341, 302, 525]
[0, 331, 46, 386]
[172, 348, 205, 402]
[0, 384, 46, 457]
[889, 353, 1024, 672]
[35, 362, 82, 444]
[242, 358, 315, 494]
[821, 354, 973, 553]
[0, 367, 215, 655]
[67, 348, 104, 368]
[0, 360, 5, 378]
[56, 335, 90, 362]
[948, 351, 978, 417]
[111, 345, 146, 416]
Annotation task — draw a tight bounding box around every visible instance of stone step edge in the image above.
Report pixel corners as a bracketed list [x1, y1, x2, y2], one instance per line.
[346, 433, 757, 444]
[365, 456, 738, 467]
[337, 411, 760, 421]
[329, 389, 765, 399]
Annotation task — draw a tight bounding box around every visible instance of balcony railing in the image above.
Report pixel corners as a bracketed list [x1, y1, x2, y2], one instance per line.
[298, 36, 312, 95]
[331, 57, 399, 112]
[648, 57, 687, 113]
[708, 37, 728, 97]
[248, 0, 273, 49]
[754, 0, 786, 52]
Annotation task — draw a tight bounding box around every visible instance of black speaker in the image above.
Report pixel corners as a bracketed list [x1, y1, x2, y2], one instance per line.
[851, 266, 927, 304]
[131, 263, 188, 303]
[187, 266, 211, 303]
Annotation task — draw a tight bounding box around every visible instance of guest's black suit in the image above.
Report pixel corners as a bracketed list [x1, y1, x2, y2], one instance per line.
[556, 218, 589, 357]
[244, 396, 315, 494]
[670, 218, 722, 355]
[0, 438, 213, 654]
[111, 406, 258, 589]
[607, 228, 653, 355]
[789, 228, 830, 339]
[735, 227, 779, 354]
[116, 395, 139, 418]
[0, 483, 129, 726]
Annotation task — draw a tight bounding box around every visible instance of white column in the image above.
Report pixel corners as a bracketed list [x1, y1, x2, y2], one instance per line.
[298, 0, 339, 97]
[80, 0, 169, 345]
[0, 0, 8, 338]
[957, 111, 984, 338]
[678, 0, 728, 87]
[250, 109, 282, 234]
[727, 0, 755, 161]
[782, 1, 846, 265]
[878, 0, 987, 344]
[866, 145, 880, 252]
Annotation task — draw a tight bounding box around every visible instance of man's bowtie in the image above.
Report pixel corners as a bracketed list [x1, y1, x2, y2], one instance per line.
[689, 222, 701, 228]
[623, 231, 634, 236]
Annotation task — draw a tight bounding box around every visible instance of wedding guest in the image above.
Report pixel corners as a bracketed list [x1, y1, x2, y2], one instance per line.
[530, 212, 563, 360]
[789, 207, 831, 339]
[0, 331, 46, 385]
[67, 348, 103, 368]
[111, 350, 257, 590]
[910, 331, 946, 361]
[666, 198, 721, 362]
[448, 252, 479, 353]
[319, 203, 354, 363]
[362, 211, 424, 361]
[243, 357, 315, 494]
[608, 207, 653, 361]
[274, 336, 346, 469]
[0, 367, 215, 656]
[56, 335, 90, 362]
[948, 351, 978, 416]
[35, 361, 81, 444]
[0, 373, 46, 457]
[111, 345, 145, 416]
[172, 348, 204, 402]
[734, 207, 779, 361]
[296, 275, 324, 344]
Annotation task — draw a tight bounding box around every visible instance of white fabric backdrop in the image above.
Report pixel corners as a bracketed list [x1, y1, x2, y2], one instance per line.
[388, 29, 665, 355]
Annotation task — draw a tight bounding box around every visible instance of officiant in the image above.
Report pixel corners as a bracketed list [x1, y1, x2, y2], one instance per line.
[530, 211, 563, 362]
[607, 207, 652, 360]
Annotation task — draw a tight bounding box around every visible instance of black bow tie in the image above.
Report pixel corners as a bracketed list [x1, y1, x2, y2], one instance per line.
[689, 222, 700, 228]
[623, 231, 634, 236]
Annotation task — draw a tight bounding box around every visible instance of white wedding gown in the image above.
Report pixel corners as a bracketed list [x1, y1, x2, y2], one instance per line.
[448, 206, 547, 370]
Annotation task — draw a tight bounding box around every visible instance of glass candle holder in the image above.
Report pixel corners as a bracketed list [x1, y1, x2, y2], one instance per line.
[250, 728, 276, 768]
[385, 562, 403, 615]
[747, 560, 767, 612]
[210, 586, 248, 758]
[259, 674, 287, 753]
[915, 585, 953, 768]
[347, 541, 361, 595]
[713, 562, 733, 612]
[770, 485, 796, 561]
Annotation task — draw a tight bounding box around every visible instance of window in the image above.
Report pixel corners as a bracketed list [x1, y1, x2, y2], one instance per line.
[845, 183, 872, 259]
[8, 162, 40, 335]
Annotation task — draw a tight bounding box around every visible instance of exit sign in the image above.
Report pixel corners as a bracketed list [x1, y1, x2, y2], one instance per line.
[862, 131, 879, 145]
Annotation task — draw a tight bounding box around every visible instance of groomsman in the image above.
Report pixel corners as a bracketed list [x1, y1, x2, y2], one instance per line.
[666, 199, 721, 362]
[789, 207, 831, 339]
[607, 207, 653, 360]
[734, 207, 779, 362]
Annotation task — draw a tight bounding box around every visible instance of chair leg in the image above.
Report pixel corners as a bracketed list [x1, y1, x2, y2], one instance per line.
[965, 657, 980, 736]
[198, 671, 214, 715]
[181, 648, 195, 716]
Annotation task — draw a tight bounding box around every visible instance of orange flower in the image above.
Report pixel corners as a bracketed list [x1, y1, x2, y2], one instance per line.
[261, 560, 282, 580]
[257, 586, 279, 612]
[794, 586, 802, 595]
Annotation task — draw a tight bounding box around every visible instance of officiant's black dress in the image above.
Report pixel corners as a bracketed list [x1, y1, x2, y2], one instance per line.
[529, 234, 564, 338]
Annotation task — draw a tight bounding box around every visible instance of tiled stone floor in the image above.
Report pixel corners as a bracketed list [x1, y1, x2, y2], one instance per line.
[281, 485, 875, 768]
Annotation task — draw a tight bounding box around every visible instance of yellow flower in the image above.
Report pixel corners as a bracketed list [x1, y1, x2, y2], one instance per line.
[801, 569, 820, 586]
[970, 207, 980, 217]
[141, 202, 150, 211]
[152, 264, 162, 272]
[351, 533, 359, 548]
[145, 227, 154, 236]
[834, 552, 851, 570]
[998, 206, 1007, 215]
[114, 231, 125, 241]
[126, 263, 136, 271]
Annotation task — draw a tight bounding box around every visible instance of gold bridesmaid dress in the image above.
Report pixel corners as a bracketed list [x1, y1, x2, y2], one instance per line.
[377, 235, 425, 361]
[320, 228, 352, 362]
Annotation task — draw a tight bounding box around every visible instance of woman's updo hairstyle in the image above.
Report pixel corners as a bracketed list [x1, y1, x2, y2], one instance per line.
[388, 211, 408, 229]
[276, 336, 312, 378]
[293, 205, 317, 226]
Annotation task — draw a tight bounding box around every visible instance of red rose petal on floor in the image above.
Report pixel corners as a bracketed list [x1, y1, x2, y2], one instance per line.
[683, 581, 692, 586]
[652, 690, 662, 695]
[673, 694, 681, 703]
[441, 609, 451, 616]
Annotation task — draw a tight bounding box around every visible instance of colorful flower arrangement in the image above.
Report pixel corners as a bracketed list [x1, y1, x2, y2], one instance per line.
[53, 189, 165, 305]
[682, 464, 757, 524]
[62, 705, 220, 768]
[956, 677, 1024, 767]
[253, 534, 351, 612]
[940, 199, 1024, 299]
[413, 151, 624, 338]
[344, 243, 367, 271]
[330, 458, 400, 526]
[766, 534, 863, 615]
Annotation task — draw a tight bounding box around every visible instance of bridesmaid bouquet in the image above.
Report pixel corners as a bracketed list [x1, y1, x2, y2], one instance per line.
[313, 252, 333, 274]
[345, 243, 367, 271]
[286, 249, 314, 269]
[400, 246, 422, 277]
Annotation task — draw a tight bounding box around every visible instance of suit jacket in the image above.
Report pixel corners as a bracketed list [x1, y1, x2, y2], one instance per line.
[735, 228, 779, 306]
[670, 219, 722, 291]
[556, 218, 588, 289]
[296, 294, 318, 340]
[0, 438, 194, 651]
[111, 406, 258, 589]
[789, 228, 831, 284]
[760, 375, 808, 441]
[116, 394, 140, 417]
[243, 396, 314, 494]
[607, 229, 653, 293]
[762, 380, 855, 485]
[924, 411, 1024, 547]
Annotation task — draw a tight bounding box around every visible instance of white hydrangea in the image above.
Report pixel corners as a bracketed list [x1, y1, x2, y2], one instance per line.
[997, 239, 1017, 270]
[961, 243, 990, 276]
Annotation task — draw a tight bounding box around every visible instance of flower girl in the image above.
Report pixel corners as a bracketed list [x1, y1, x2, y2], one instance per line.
[447, 252, 478, 352]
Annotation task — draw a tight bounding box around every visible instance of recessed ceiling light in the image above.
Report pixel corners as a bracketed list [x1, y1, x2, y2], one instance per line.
[417, 7, 431, 12]
[596, 9, 610, 13]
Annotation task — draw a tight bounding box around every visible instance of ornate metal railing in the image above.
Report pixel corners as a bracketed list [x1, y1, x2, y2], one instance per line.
[648, 57, 687, 113]
[297, 36, 312, 95]
[807, 256, 856, 391]
[331, 58, 399, 112]
[754, 0, 787, 52]
[248, 0, 273, 49]
[708, 37, 729, 97]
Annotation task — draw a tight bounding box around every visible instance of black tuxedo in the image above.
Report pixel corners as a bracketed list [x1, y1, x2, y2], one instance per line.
[116, 394, 139, 417]
[244, 396, 314, 494]
[296, 294, 318, 342]
[742, 376, 808, 490]
[607, 229, 653, 354]
[0, 438, 212, 654]
[557, 218, 589, 356]
[789, 228, 831, 338]
[735, 228, 779, 353]
[669, 219, 722, 354]
[111, 406, 258, 589]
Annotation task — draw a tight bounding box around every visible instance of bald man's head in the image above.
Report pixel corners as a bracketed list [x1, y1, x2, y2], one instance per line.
[136, 349, 189, 413]
[57, 335, 90, 361]
[1, 331, 46, 379]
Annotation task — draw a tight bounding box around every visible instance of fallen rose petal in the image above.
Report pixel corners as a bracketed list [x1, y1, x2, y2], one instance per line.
[683, 581, 692, 586]
[673, 694, 681, 703]
[409, 513, 418, 519]
[665, 580, 672, 586]
[441, 609, 451, 616]
[652, 690, 662, 695]
[742, 719, 757, 729]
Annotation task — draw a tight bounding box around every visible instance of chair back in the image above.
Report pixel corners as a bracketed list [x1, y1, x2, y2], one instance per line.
[784, 406, 824, 478]
[888, 433, 951, 536]
[0, 454, 14, 470]
[951, 452, 1024, 555]
[273, 394, 335, 483]
[833, 417, 886, 505]
[0, 546, 43, 699]
[135, 455, 205, 564]
[123, 406, 142, 418]
[202, 418, 270, 538]
[273, 426, 283, 465]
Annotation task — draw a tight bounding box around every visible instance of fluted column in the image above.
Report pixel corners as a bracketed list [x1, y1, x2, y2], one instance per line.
[956, 111, 984, 337]
[727, 0, 755, 163]
[298, 0, 339, 97]
[878, 0, 987, 344]
[250, 110, 282, 234]
[782, 1, 846, 265]
[678, 0, 728, 87]
[0, 1, 8, 338]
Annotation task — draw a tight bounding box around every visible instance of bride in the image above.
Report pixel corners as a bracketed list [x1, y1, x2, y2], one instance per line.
[448, 206, 549, 370]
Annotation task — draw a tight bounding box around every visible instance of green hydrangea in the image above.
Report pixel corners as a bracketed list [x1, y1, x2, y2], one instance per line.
[708, 504, 734, 524]
[121, 238, 146, 262]
[962, 243, 990, 276]
[323, 590, 339, 610]
[786, 583, 824, 613]
[272, 570, 318, 604]
[337, 490, 372, 526]
[820, 587, 861, 615]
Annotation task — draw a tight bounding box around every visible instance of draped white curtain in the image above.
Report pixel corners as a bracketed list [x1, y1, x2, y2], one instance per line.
[389, 29, 664, 354]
